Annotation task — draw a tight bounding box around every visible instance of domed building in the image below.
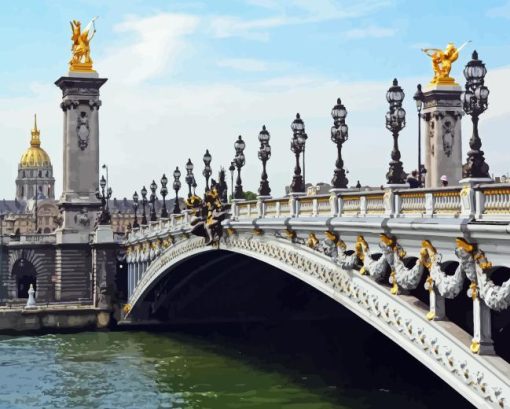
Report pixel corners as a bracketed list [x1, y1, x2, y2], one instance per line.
[0, 116, 59, 235]
[16, 115, 55, 201]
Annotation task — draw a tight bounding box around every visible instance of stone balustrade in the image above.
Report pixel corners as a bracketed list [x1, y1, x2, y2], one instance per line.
[230, 183, 510, 221]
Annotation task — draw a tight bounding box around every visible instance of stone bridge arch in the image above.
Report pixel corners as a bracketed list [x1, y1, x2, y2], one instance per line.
[125, 234, 510, 408]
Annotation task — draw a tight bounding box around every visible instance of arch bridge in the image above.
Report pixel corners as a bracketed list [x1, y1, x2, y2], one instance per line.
[123, 183, 510, 409]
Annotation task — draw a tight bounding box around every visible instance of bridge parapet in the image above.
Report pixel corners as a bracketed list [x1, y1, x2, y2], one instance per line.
[231, 184, 510, 221]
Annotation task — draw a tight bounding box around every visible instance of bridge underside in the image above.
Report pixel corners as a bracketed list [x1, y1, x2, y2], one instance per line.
[124, 235, 510, 408]
[128, 249, 470, 406]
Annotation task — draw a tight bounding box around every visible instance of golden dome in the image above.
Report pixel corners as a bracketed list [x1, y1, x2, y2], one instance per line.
[19, 115, 51, 168]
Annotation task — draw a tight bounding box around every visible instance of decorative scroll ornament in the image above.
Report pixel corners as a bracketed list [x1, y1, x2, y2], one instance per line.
[390, 239, 428, 294]
[355, 235, 390, 282]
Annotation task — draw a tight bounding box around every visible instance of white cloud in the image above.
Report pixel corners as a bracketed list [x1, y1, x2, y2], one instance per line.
[2, 64, 510, 200]
[487, 1, 510, 19]
[211, 0, 393, 40]
[217, 58, 270, 72]
[98, 13, 199, 84]
[344, 25, 397, 39]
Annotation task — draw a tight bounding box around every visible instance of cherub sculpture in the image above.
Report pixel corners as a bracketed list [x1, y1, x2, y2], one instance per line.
[186, 180, 228, 245]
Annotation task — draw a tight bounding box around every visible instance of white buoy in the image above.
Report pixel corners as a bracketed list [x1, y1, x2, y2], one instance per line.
[25, 284, 36, 308]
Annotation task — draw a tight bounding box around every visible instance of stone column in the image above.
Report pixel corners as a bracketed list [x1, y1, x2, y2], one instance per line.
[55, 72, 107, 235]
[53, 71, 108, 301]
[422, 84, 463, 187]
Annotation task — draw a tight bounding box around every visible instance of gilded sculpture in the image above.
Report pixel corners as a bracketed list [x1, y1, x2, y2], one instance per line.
[69, 17, 98, 72]
[421, 41, 470, 85]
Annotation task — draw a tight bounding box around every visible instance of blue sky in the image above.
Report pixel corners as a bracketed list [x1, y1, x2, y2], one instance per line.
[1, 0, 510, 199]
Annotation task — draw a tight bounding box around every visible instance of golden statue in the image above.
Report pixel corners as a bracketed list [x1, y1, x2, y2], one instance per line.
[421, 41, 470, 85]
[69, 17, 98, 72]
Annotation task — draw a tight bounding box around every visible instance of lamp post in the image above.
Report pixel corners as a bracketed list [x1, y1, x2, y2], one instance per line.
[385, 79, 407, 185]
[173, 167, 182, 214]
[290, 113, 306, 193]
[413, 84, 425, 186]
[141, 186, 148, 225]
[202, 149, 212, 193]
[149, 180, 157, 222]
[233, 135, 246, 199]
[461, 50, 490, 179]
[330, 98, 349, 189]
[95, 175, 112, 225]
[185, 159, 194, 198]
[192, 177, 197, 196]
[257, 125, 271, 196]
[229, 161, 235, 202]
[132, 191, 139, 228]
[160, 174, 169, 218]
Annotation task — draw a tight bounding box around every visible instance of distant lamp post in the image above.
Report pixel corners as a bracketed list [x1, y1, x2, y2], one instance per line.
[461, 50, 490, 179]
[330, 98, 349, 189]
[385, 78, 407, 184]
[258, 125, 271, 196]
[233, 135, 246, 199]
[173, 167, 182, 214]
[192, 177, 197, 196]
[149, 180, 157, 222]
[413, 84, 425, 186]
[132, 191, 139, 228]
[290, 113, 306, 193]
[95, 175, 112, 225]
[229, 161, 235, 201]
[185, 159, 194, 198]
[202, 149, 212, 193]
[141, 185, 148, 225]
[160, 174, 169, 218]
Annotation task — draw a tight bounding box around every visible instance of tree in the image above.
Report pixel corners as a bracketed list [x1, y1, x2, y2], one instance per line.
[244, 191, 257, 201]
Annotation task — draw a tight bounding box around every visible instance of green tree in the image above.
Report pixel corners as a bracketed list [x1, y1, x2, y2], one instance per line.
[244, 191, 257, 201]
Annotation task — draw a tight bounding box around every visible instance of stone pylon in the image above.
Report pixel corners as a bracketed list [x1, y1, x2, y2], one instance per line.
[53, 71, 108, 301]
[422, 84, 463, 187]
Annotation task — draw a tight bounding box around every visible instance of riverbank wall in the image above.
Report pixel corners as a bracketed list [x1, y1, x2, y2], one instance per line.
[0, 305, 114, 333]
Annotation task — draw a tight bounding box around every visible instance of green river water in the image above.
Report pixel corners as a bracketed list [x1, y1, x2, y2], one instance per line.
[0, 323, 468, 409]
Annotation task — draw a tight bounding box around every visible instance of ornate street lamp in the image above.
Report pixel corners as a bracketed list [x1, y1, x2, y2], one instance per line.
[385, 78, 407, 184]
[233, 135, 246, 199]
[192, 177, 197, 196]
[141, 185, 148, 225]
[140, 186, 147, 226]
[290, 113, 306, 193]
[330, 98, 349, 189]
[149, 180, 157, 222]
[202, 149, 212, 193]
[461, 50, 490, 179]
[173, 167, 182, 214]
[229, 161, 235, 202]
[185, 159, 194, 198]
[413, 84, 425, 186]
[95, 175, 112, 225]
[160, 174, 169, 218]
[132, 191, 139, 228]
[257, 125, 271, 196]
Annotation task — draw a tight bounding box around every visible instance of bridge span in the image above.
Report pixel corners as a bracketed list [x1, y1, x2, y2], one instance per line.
[123, 183, 510, 409]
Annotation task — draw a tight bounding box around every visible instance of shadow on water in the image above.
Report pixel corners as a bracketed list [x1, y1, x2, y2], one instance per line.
[120, 250, 473, 408]
[133, 316, 471, 409]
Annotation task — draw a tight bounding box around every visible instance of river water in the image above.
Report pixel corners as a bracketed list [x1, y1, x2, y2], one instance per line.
[0, 322, 468, 409]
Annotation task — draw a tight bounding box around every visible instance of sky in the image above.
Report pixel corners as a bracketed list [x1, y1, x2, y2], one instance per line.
[1, 0, 510, 200]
